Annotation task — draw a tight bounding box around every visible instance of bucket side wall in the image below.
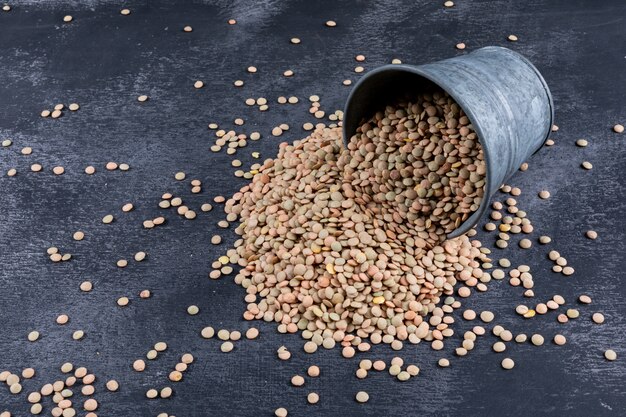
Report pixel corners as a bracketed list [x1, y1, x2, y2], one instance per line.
[419, 46, 553, 197]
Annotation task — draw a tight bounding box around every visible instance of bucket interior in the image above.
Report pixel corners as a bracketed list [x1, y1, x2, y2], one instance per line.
[342, 66, 492, 239]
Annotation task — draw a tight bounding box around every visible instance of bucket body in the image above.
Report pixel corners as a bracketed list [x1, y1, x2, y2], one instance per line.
[342, 46, 554, 238]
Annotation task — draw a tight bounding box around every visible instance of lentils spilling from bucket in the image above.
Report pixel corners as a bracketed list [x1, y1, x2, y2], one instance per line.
[226, 91, 489, 351]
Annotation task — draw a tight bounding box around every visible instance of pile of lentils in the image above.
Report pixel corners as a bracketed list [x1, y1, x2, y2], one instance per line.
[225, 91, 491, 353]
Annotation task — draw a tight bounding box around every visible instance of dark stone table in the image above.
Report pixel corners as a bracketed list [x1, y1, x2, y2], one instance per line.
[0, 1, 624, 416]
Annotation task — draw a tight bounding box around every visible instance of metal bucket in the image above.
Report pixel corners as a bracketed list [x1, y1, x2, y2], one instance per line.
[342, 46, 554, 238]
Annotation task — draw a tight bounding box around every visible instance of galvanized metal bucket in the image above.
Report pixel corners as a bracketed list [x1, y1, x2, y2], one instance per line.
[342, 46, 554, 238]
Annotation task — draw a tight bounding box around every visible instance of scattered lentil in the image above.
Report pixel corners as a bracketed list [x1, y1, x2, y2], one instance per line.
[592, 313, 605, 324]
[106, 380, 119, 392]
[291, 375, 305, 386]
[355, 391, 369, 403]
[531, 334, 544, 346]
[501, 358, 515, 370]
[604, 350, 617, 361]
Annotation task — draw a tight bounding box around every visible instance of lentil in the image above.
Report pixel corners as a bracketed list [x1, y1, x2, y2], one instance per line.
[531, 334, 544, 346]
[592, 313, 605, 324]
[291, 375, 305, 386]
[501, 358, 515, 370]
[355, 391, 369, 403]
[106, 380, 119, 391]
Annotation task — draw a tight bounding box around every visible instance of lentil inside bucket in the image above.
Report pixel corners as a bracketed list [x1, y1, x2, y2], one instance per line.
[345, 90, 486, 244]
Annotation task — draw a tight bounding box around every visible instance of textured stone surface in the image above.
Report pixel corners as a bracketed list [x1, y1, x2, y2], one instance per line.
[0, 1, 625, 416]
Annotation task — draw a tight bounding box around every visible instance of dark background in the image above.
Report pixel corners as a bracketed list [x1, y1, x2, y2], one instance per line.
[0, 1, 625, 416]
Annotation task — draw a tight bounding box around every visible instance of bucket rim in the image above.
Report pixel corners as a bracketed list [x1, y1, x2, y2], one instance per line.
[342, 46, 553, 239]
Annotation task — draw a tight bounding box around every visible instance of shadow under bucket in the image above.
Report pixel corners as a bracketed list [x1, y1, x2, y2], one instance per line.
[342, 46, 554, 239]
